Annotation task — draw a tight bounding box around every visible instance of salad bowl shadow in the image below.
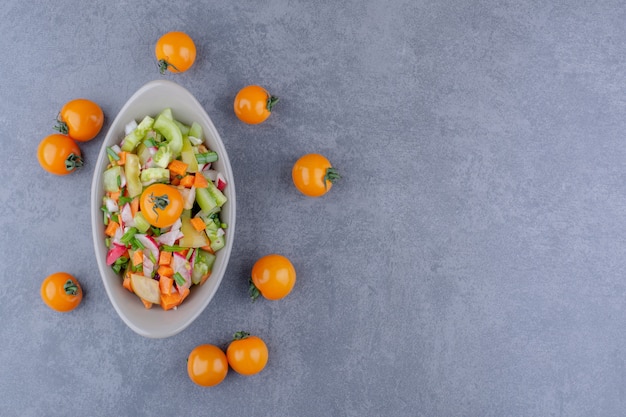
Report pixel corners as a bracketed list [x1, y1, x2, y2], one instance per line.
[91, 80, 236, 338]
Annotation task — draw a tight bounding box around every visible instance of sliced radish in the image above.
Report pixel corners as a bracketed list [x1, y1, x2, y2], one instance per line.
[104, 197, 119, 213]
[216, 173, 227, 191]
[155, 229, 184, 246]
[134, 234, 160, 263]
[106, 244, 127, 265]
[178, 186, 196, 210]
[111, 224, 125, 246]
[120, 203, 135, 228]
[203, 169, 218, 181]
[172, 252, 192, 293]
[143, 253, 155, 278]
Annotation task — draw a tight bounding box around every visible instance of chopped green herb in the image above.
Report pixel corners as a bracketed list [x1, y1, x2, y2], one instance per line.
[120, 227, 138, 244]
[106, 147, 120, 161]
[195, 152, 218, 164]
[162, 245, 186, 252]
[173, 272, 186, 286]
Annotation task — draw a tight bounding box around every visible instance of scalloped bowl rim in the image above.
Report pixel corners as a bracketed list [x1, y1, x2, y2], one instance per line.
[91, 80, 236, 338]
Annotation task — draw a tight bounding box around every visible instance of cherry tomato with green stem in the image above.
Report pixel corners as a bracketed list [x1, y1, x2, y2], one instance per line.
[54, 98, 104, 142]
[233, 85, 278, 124]
[41, 272, 83, 312]
[226, 332, 269, 376]
[155, 32, 197, 74]
[37, 134, 83, 175]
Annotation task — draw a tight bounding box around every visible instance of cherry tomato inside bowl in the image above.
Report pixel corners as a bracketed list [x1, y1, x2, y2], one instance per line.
[139, 183, 184, 228]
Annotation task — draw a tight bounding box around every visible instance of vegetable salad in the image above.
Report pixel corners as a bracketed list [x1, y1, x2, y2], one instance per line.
[101, 108, 228, 310]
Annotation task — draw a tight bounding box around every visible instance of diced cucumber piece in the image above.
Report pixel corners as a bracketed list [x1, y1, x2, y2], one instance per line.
[103, 166, 122, 192]
[208, 233, 225, 252]
[175, 120, 190, 136]
[121, 116, 154, 152]
[154, 114, 183, 157]
[125, 153, 142, 198]
[181, 137, 198, 173]
[136, 143, 151, 167]
[158, 108, 173, 120]
[140, 167, 169, 184]
[192, 249, 216, 285]
[133, 212, 151, 233]
[205, 178, 227, 207]
[195, 187, 217, 212]
[153, 144, 172, 168]
[189, 122, 203, 140]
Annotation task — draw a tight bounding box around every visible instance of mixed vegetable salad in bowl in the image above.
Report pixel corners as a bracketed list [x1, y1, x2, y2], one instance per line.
[91, 80, 235, 338]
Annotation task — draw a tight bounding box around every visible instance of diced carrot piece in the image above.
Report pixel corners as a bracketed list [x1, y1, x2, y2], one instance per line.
[130, 197, 139, 216]
[123, 275, 133, 293]
[117, 151, 127, 165]
[168, 160, 188, 177]
[132, 250, 143, 267]
[179, 175, 195, 188]
[193, 172, 209, 188]
[171, 176, 181, 186]
[105, 220, 120, 237]
[157, 265, 174, 277]
[159, 275, 174, 295]
[180, 287, 190, 302]
[108, 190, 121, 201]
[200, 245, 214, 254]
[158, 251, 172, 266]
[141, 298, 153, 309]
[190, 217, 205, 231]
[160, 291, 182, 310]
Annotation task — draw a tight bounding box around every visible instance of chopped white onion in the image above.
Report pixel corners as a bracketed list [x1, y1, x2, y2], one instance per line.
[125, 120, 138, 135]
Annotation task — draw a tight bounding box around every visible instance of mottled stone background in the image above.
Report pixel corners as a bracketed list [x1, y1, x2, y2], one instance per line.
[2, 1, 626, 416]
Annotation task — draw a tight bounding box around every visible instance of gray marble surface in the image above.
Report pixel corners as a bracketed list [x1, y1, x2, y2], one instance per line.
[2, 1, 626, 416]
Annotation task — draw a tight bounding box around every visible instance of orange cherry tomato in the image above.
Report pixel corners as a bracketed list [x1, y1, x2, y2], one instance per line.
[55, 99, 104, 142]
[292, 153, 340, 197]
[250, 254, 296, 301]
[233, 85, 278, 124]
[139, 184, 184, 228]
[37, 134, 83, 175]
[155, 31, 197, 74]
[41, 272, 83, 312]
[187, 344, 229, 387]
[226, 332, 269, 376]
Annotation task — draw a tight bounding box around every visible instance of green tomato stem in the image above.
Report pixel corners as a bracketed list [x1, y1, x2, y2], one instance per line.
[63, 279, 80, 296]
[324, 167, 341, 189]
[233, 331, 250, 341]
[53, 117, 69, 135]
[248, 278, 261, 302]
[65, 153, 83, 171]
[266, 96, 279, 112]
[158, 59, 180, 74]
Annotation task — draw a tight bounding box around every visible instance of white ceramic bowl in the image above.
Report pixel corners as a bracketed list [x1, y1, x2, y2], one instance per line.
[91, 80, 236, 338]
